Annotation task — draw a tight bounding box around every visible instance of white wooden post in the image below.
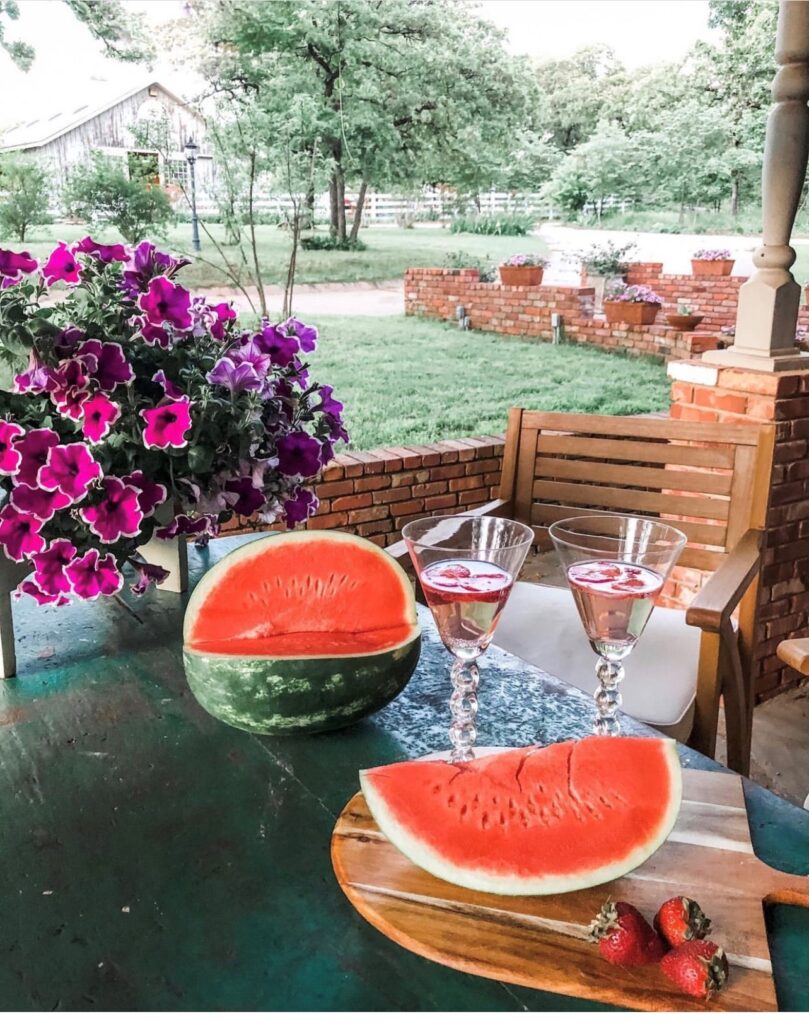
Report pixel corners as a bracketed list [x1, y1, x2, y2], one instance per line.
[705, 0, 809, 371]
[0, 556, 30, 679]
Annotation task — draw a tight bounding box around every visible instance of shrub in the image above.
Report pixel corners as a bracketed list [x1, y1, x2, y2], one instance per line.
[576, 241, 637, 276]
[64, 152, 175, 242]
[450, 212, 535, 236]
[442, 250, 497, 282]
[300, 234, 367, 251]
[0, 154, 50, 242]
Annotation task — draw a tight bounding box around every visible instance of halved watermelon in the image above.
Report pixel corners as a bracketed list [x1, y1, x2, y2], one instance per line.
[183, 531, 421, 734]
[360, 737, 681, 895]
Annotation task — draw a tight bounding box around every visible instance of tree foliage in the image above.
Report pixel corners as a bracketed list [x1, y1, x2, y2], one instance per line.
[0, 154, 50, 241]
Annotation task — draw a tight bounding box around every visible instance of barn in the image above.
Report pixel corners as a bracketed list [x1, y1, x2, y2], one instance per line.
[0, 80, 214, 201]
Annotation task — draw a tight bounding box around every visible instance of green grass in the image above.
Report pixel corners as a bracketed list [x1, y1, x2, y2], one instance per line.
[4, 223, 546, 289]
[309, 316, 671, 451]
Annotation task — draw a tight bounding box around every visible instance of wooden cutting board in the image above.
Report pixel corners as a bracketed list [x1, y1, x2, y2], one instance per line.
[331, 768, 809, 1012]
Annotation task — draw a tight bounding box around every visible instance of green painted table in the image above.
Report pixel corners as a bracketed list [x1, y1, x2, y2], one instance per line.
[0, 534, 806, 1011]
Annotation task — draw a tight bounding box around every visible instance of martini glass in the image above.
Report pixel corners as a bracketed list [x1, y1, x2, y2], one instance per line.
[549, 514, 686, 736]
[402, 514, 533, 763]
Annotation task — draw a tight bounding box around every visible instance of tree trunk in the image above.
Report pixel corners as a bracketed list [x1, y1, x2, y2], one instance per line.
[247, 150, 267, 318]
[329, 174, 339, 237]
[730, 173, 740, 217]
[335, 167, 347, 244]
[349, 179, 369, 243]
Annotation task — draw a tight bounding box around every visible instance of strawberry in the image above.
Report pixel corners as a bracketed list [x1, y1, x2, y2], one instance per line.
[588, 900, 667, 966]
[660, 939, 729, 1000]
[654, 896, 712, 947]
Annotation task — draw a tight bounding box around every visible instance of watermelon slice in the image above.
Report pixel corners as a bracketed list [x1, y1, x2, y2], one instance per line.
[183, 531, 421, 734]
[360, 737, 682, 895]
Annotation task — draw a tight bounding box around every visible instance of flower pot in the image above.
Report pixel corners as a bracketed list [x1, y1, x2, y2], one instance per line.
[666, 314, 704, 332]
[499, 265, 543, 287]
[691, 259, 734, 277]
[583, 272, 626, 314]
[604, 300, 661, 326]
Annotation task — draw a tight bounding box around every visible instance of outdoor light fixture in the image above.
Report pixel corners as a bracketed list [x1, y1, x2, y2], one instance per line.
[184, 137, 201, 253]
[456, 304, 466, 329]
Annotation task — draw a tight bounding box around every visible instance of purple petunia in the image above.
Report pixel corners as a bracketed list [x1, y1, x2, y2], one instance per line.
[14, 351, 52, 395]
[210, 302, 237, 341]
[139, 320, 172, 349]
[122, 471, 167, 517]
[275, 432, 323, 478]
[138, 275, 192, 330]
[10, 482, 72, 521]
[310, 385, 344, 418]
[0, 247, 38, 285]
[53, 326, 85, 359]
[207, 356, 261, 394]
[280, 317, 318, 353]
[284, 487, 318, 528]
[12, 428, 59, 487]
[140, 399, 193, 450]
[42, 241, 81, 288]
[130, 559, 170, 595]
[31, 539, 77, 596]
[81, 476, 143, 543]
[0, 505, 46, 562]
[0, 421, 23, 474]
[255, 323, 299, 367]
[120, 241, 190, 299]
[65, 549, 122, 600]
[78, 339, 135, 391]
[81, 393, 121, 443]
[152, 370, 184, 400]
[155, 512, 220, 541]
[231, 338, 271, 378]
[38, 442, 102, 501]
[75, 236, 129, 263]
[223, 476, 266, 517]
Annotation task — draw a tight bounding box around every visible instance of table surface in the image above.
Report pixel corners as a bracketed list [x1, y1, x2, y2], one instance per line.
[1, 534, 806, 1012]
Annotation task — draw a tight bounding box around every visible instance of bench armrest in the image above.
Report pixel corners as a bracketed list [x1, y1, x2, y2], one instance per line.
[776, 638, 809, 675]
[685, 529, 762, 633]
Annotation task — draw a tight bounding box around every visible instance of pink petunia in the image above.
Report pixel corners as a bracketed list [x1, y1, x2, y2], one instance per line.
[122, 471, 167, 516]
[140, 399, 192, 450]
[155, 513, 219, 540]
[31, 539, 77, 596]
[77, 339, 134, 391]
[10, 482, 72, 521]
[65, 549, 122, 600]
[12, 428, 59, 486]
[38, 442, 102, 501]
[130, 559, 170, 595]
[0, 505, 46, 562]
[0, 247, 38, 284]
[75, 236, 128, 263]
[42, 241, 81, 288]
[80, 476, 143, 543]
[210, 301, 237, 341]
[51, 387, 90, 422]
[138, 320, 172, 349]
[17, 580, 70, 607]
[81, 393, 121, 443]
[0, 421, 23, 474]
[152, 370, 184, 400]
[138, 275, 192, 330]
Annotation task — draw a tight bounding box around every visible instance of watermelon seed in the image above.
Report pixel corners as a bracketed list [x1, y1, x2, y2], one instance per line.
[460, 805, 468, 817]
[481, 812, 489, 828]
[499, 812, 506, 826]
[447, 794, 456, 807]
[432, 785, 441, 795]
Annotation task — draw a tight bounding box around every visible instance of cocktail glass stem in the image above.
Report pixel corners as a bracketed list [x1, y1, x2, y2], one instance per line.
[449, 658, 480, 762]
[594, 656, 624, 736]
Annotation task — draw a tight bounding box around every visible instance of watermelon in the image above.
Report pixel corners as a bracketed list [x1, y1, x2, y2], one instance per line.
[183, 531, 421, 734]
[360, 737, 682, 896]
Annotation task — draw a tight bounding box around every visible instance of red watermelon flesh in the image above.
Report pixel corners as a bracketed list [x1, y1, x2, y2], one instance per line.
[360, 737, 682, 896]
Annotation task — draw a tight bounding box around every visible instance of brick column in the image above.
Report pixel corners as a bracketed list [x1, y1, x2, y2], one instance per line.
[668, 358, 809, 700]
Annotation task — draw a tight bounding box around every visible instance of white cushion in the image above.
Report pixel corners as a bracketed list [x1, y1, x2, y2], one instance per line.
[493, 582, 702, 741]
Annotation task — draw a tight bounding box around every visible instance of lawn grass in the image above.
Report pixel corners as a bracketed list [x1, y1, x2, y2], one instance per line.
[4, 222, 545, 289]
[308, 315, 671, 451]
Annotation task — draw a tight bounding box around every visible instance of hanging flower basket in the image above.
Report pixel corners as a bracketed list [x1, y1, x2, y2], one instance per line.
[691, 250, 734, 276]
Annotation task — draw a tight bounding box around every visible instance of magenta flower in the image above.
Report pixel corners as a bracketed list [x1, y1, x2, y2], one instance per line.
[281, 317, 318, 353]
[14, 351, 52, 395]
[0, 247, 37, 285]
[207, 356, 261, 394]
[51, 387, 90, 422]
[155, 513, 219, 540]
[130, 559, 170, 595]
[10, 482, 72, 521]
[42, 241, 81, 287]
[31, 539, 77, 595]
[138, 320, 172, 349]
[140, 399, 192, 450]
[78, 340, 134, 391]
[17, 580, 70, 607]
[81, 476, 143, 543]
[0, 421, 23, 474]
[275, 432, 322, 478]
[284, 487, 318, 527]
[0, 505, 46, 562]
[152, 370, 184, 400]
[75, 236, 128, 263]
[13, 428, 59, 486]
[256, 323, 299, 366]
[122, 471, 167, 516]
[231, 338, 271, 377]
[121, 241, 190, 298]
[53, 326, 85, 358]
[38, 442, 102, 501]
[65, 549, 122, 600]
[50, 355, 93, 393]
[138, 275, 192, 330]
[210, 302, 237, 340]
[81, 393, 121, 443]
[223, 476, 266, 516]
[311, 385, 344, 418]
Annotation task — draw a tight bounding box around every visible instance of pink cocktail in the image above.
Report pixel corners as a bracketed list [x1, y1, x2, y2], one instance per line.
[567, 560, 663, 659]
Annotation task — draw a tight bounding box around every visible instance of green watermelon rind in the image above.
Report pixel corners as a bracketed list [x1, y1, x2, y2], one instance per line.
[360, 739, 683, 896]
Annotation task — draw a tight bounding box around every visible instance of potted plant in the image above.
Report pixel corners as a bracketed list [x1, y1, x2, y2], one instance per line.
[603, 284, 663, 325]
[576, 241, 637, 313]
[691, 249, 735, 276]
[666, 303, 704, 332]
[499, 253, 548, 287]
[0, 238, 347, 622]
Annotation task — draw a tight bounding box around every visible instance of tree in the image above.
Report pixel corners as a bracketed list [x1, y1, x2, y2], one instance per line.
[0, 154, 49, 241]
[0, 0, 33, 69]
[544, 122, 642, 220]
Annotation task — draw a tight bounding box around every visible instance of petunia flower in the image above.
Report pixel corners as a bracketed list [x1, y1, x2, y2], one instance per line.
[207, 356, 261, 394]
[42, 241, 81, 288]
[0, 421, 23, 474]
[51, 387, 90, 422]
[78, 339, 134, 391]
[10, 482, 72, 521]
[74, 236, 128, 263]
[31, 539, 77, 596]
[140, 399, 192, 450]
[65, 549, 122, 600]
[38, 442, 102, 501]
[53, 326, 85, 358]
[81, 476, 143, 543]
[310, 384, 344, 418]
[0, 247, 38, 284]
[281, 317, 318, 353]
[275, 432, 323, 478]
[120, 241, 190, 299]
[255, 323, 299, 366]
[12, 428, 59, 486]
[122, 471, 167, 516]
[138, 275, 192, 330]
[80, 393, 121, 443]
[17, 580, 70, 607]
[283, 487, 318, 528]
[155, 513, 219, 540]
[223, 476, 266, 517]
[138, 319, 172, 349]
[151, 370, 184, 400]
[0, 505, 46, 562]
[14, 351, 52, 395]
[210, 301, 237, 340]
[129, 559, 170, 595]
[231, 338, 271, 378]
[50, 355, 94, 393]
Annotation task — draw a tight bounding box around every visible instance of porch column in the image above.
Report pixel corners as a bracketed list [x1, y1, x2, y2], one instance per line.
[705, 0, 809, 371]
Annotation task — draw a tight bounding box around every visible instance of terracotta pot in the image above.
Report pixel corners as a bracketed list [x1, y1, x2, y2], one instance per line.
[666, 314, 704, 332]
[499, 265, 543, 287]
[582, 272, 626, 314]
[691, 259, 734, 277]
[603, 300, 660, 326]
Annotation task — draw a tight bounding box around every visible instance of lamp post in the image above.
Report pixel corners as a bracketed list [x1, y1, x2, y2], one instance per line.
[184, 137, 201, 253]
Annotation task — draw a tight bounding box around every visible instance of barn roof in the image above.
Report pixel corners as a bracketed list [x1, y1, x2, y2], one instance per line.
[0, 80, 202, 153]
